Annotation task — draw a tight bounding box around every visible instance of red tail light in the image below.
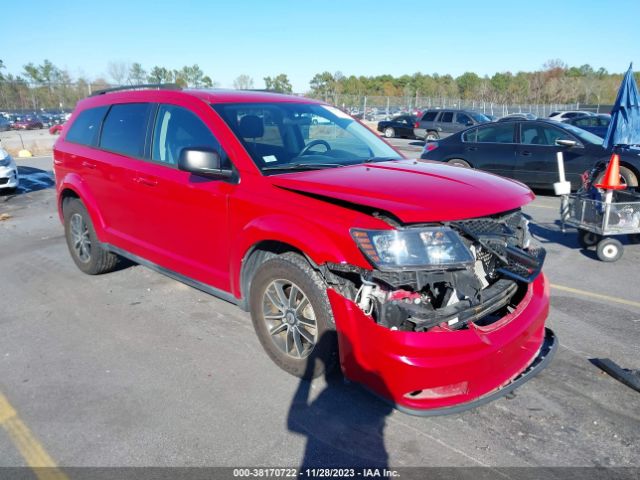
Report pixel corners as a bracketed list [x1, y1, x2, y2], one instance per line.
[425, 142, 439, 152]
[414, 121, 420, 128]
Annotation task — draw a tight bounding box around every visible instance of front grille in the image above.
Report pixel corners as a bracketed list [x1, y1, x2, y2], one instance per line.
[452, 210, 544, 283]
[0, 178, 8, 185]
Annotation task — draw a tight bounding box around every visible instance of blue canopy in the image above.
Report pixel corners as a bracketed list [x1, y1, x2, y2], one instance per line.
[603, 63, 640, 151]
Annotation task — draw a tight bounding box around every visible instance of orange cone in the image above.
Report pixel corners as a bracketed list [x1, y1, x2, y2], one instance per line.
[595, 153, 626, 190]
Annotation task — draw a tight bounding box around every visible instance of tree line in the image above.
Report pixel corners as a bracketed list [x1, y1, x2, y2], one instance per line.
[0, 59, 293, 111]
[1, 57, 637, 111]
[308, 60, 640, 107]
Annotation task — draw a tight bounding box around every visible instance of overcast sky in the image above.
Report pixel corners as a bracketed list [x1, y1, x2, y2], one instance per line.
[4, 0, 639, 91]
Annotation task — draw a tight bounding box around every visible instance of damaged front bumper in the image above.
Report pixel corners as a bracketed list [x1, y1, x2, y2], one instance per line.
[328, 272, 554, 414]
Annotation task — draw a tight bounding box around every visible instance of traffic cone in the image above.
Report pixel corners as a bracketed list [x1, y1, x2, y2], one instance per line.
[595, 153, 626, 190]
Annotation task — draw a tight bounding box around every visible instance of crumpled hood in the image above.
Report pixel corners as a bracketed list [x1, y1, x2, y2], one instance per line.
[270, 159, 534, 223]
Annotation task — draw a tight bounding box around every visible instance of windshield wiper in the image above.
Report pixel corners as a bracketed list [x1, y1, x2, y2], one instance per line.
[262, 162, 346, 172]
[362, 156, 400, 163]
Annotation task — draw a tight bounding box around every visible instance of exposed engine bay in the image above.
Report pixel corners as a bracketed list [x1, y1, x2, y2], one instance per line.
[325, 209, 545, 332]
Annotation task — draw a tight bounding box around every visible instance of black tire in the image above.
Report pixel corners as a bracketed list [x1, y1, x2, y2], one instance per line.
[596, 238, 623, 262]
[63, 198, 119, 274]
[578, 229, 601, 248]
[384, 127, 395, 138]
[595, 166, 638, 188]
[447, 158, 471, 168]
[249, 252, 338, 379]
[424, 131, 439, 142]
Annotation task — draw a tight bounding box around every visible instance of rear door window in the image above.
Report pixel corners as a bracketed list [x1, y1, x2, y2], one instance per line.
[100, 103, 153, 158]
[476, 123, 515, 143]
[421, 111, 438, 122]
[151, 104, 228, 167]
[65, 106, 108, 146]
[440, 112, 454, 123]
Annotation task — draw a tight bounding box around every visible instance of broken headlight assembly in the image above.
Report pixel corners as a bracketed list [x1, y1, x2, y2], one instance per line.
[351, 227, 475, 270]
[340, 212, 544, 333]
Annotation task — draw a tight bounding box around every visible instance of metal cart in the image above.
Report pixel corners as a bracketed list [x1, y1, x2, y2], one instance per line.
[563, 191, 640, 262]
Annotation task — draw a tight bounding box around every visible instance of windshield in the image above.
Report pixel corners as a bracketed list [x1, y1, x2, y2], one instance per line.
[561, 122, 604, 145]
[212, 102, 402, 173]
[470, 112, 490, 123]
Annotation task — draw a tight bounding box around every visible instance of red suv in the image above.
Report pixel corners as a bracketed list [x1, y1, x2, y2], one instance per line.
[54, 86, 556, 415]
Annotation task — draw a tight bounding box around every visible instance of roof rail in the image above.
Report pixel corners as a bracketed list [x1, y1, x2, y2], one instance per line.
[90, 83, 181, 96]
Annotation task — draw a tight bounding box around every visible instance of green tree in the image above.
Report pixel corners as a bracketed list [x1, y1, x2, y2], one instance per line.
[264, 74, 292, 93]
[129, 63, 147, 85]
[147, 66, 173, 84]
[455, 72, 481, 99]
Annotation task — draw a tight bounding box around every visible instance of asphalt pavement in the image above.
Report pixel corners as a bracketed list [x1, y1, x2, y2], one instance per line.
[0, 154, 638, 472]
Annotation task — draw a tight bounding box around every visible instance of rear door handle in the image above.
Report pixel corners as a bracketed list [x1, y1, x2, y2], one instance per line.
[81, 161, 96, 169]
[133, 176, 158, 187]
[466, 146, 478, 152]
[521, 151, 532, 157]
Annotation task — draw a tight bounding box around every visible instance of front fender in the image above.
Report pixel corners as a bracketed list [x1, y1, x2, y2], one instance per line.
[57, 173, 108, 242]
[230, 213, 366, 298]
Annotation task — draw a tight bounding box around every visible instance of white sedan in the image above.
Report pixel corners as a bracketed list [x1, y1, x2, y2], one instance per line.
[0, 146, 19, 192]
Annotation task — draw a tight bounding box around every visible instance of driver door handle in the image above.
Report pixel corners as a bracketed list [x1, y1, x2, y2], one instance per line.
[133, 176, 158, 187]
[521, 151, 533, 157]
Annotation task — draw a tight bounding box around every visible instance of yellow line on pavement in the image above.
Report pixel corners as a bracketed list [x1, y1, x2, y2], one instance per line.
[551, 283, 640, 309]
[0, 392, 68, 480]
[526, 203, 557, 209]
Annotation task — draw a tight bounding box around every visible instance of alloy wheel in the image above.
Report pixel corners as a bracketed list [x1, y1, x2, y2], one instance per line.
[262, 279, 318, 359]
[70, 213, 91, 262]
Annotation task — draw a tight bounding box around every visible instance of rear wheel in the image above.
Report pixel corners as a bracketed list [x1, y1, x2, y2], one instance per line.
[63, 198, 119, 274]
[596, 238, 623, 262]
[384, 127, 395, 138]
[447, 158, 471, 168]
[595, 166, 638, 188]
[578, 229, 601, 248]
[249, 253, 337, 379]
[425, 131, 439, 142]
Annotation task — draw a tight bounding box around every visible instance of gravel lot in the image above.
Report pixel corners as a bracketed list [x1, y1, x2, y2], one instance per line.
[0, 154, 639, 472]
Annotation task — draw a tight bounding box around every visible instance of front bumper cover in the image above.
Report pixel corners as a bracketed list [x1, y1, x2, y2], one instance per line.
[328, 272, 553, 414]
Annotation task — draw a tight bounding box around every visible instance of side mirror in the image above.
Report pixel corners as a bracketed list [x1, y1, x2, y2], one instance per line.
[466, 120, 474, 126]
[178, 148, 232, 179]
[556, 139, 577, 148]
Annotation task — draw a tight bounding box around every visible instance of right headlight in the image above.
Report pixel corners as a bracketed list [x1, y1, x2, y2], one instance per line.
[351, 226, 474, 270]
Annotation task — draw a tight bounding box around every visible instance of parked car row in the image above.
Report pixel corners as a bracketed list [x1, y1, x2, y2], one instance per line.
[419, 118, 638, 190]
[0, 112, 68, 130]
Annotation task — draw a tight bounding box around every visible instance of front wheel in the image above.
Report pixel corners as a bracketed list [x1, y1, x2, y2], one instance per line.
[595, 166, 638, 188]
[596, 238, 623, 262]
[384, 127, 395, 138]
[249, 253, 338, 379]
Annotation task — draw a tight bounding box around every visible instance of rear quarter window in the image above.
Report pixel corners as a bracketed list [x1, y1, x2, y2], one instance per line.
[100, 103, 154, 158]
[462, 128, 477, 142]
[65, 106, 108, 146]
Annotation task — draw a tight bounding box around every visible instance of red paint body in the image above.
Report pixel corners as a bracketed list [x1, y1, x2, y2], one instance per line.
[54, 89, 551, 412]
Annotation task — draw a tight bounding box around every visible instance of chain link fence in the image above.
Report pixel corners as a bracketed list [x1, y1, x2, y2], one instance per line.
[318, 94, 610, 120]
